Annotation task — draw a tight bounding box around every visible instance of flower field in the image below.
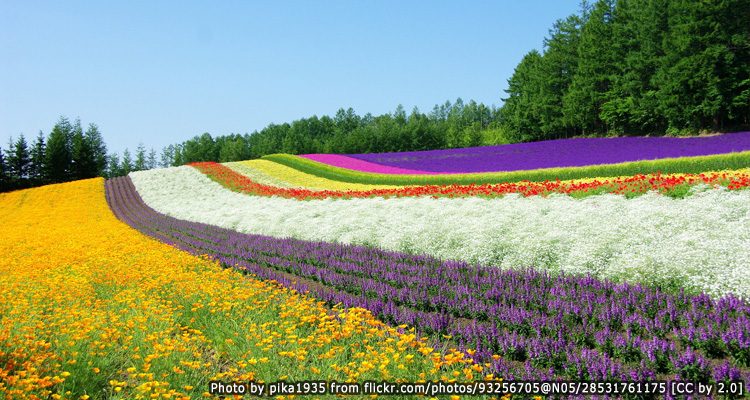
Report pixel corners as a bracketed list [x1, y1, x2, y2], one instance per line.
[225, 159, 398, 191]
[0, 179, 480, 398]
[4, 131, 750, 398]
[266, 150, 750, 186]
[131, 165, 750, 299]
[312, 131, 750, 174]
[198, 160, 750, 199]
[224, 160, 297, 188]
[302, 154, 434, 175]
[107, 175, 750, 386]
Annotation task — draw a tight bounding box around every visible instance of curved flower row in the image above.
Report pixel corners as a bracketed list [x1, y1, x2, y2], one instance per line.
[302, 153, 436, 174]
[321, 131, 750, 173]
[226, 159, 398, 191]
[192, 161, 750, 200]
[266, 151, 750, 186]
[0, 179, 479, 398]
[224, 160, 298, 188]
[107, 175, 750, 385]
[130, 166, 750, 299]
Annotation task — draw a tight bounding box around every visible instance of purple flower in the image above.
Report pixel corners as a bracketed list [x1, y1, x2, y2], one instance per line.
[325, 132, 750, 173]
[106, 176, 750, 384]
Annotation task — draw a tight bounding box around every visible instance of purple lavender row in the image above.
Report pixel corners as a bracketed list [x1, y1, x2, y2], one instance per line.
[105, 176, 750, 386]
[346, 131, 750, 173]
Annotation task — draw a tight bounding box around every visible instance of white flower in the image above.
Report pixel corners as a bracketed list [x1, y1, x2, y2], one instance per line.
[131, 166, 750, 299]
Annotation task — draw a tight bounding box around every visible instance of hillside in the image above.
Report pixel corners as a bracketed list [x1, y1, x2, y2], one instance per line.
[2, 132, 749, 396]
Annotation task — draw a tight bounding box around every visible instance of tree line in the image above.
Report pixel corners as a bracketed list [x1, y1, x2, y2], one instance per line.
[162, 0, 749, 165]
[4, 0, 747, 187]
[501, 0, 750, 141]
[160, 100, 507, 166]
[0, 116, 163, 193]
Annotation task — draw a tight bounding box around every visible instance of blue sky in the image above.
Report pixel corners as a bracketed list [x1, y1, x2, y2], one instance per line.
[1, 1, 581, 156]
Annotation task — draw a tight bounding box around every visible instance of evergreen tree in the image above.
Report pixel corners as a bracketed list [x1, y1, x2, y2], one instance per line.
[4, 137, 13, 184]
[71, 118, 95, 179]
[134, 143, 147, 171]
[107, 152, 121, 178]
[9, 135, 32, 187]
[147, 148, 157, 170]
[601, 0, 669, 133]
[538, 14, 583, 138]
[173, 144, 184, 166]
[180, 133, 217, 163]
[29, 131, 46, 184]
[85, 123, 107, 177]
[121, 149, 133, 175]
[160, 145, 175, 167]
[563, 0, 617, 134]
[500, 0, 748, 136]
[0, 146, 7, 192]
[655, 0, 750, 131]
[218, 137, 250, 162]
[45, 116, 73, 183]
[501, 50, 547, 141]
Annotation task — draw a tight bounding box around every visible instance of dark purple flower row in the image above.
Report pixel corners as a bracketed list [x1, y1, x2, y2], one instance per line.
[105, 176, 750, 388]
[345, 132, 750, 173]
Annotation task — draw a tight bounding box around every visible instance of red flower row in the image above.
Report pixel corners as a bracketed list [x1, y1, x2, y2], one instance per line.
[190, 162, 750, 200]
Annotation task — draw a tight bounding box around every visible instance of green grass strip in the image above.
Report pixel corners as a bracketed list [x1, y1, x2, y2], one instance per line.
[262, 151, 750, 185]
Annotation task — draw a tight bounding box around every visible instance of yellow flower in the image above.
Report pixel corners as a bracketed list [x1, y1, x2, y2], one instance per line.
[0, 178, 487, 397]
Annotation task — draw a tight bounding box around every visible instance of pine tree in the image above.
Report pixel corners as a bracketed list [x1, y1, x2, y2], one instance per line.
[4, 137, 14, 187]
[107, 152, 121, 178]
[121, 149, 133, 175]
[160, 145, 175, 167]
[537, 14, 583, 138]
[29, 131, 46, 184]
[600, 0, 669, 133]
[45, 117, 73, 183]
[173, 144, 184, 166]
[134, 143, 147, 171]
[9, 135, 32, 187]
[563, 0, 617, 134]
[71, 118, 94, 180]
[85, 123, 107, 177]
[501, 50, 546, 141]
[146, 148, 157, 170]
[655, 0, 750, 131]
[0, 146, 8, 192]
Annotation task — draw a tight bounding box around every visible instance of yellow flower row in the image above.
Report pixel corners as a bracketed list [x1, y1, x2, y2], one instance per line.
[0, 179, 491, 399]
[231, 159, 399, 190]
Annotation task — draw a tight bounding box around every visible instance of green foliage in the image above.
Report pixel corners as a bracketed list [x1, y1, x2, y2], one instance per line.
[160, 145, 176, 168]
[500, 50, 547, 142]
[134, 143, 147, 171]
[1, 116, 138, 191]
[167, 102, 504, 165]
[69, 119, 109, 180]
[563, 0, 617, 135]
[29, 132, 46, 184]
[0, 146, 8, 192]
[147, 148, 157, 170]
[6, 135, 32, 187]
[106, 152, 122, 179]
[85, 123, 108, 177]
[180, 133, 219, 163]
[71, 119, 91, 180]
[121, 149, 134, 176]
[45, 116, 73, 183]
[263, 151, 750, 186]
[501, 0, 750, 138]
[218, 134, 251, 162]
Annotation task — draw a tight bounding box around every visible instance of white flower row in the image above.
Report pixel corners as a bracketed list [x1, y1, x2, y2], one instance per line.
[130, 166, 750, 299]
